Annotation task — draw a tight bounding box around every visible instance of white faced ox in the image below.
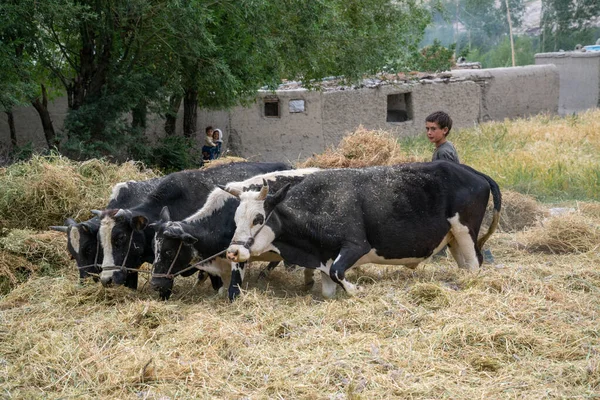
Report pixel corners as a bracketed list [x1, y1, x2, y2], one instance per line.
[227, 161, 502, 298]
[50, 178, 163, 283]
[98, 162, 293, 288]
[150, 168, 320, 300]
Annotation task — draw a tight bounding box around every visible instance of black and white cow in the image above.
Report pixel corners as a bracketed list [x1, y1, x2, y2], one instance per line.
[148, 168, 320, 300]
[98, 162, 291, 288]
[50, 178, 163, 286]
[225, 161, 502, 298]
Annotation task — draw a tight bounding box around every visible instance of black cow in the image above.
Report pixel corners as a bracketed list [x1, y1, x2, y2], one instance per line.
[98, 162, 291, 287]
[50, 178, 163, 287]
[148, 168, 320, 300]
[225, 161, 501, 298]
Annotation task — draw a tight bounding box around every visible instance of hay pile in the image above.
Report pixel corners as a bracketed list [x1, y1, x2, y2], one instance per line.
[202, 156, 247, 169]
[0, 154, 159, 230]
[297, 126, 420, 169]
[0, 251, 36, 294]
[0, 229, 70, 294]
[523, 213, 600, 254]
[483, 190, 546, 233]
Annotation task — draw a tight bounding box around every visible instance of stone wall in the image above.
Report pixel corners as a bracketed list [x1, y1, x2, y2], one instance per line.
[1, 65, 560, 164]
[535, 51, 600, 115]
[451, 65, 559, 121]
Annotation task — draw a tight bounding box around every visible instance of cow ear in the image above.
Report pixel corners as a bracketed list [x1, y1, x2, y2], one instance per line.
[65, 218, 77, 226]
[181, 233, 198, 245]
[220, 184, 242, 198]
[131, 215, 149, 231]
[159, 206, 171, 222]
[266, 183, 291, 208]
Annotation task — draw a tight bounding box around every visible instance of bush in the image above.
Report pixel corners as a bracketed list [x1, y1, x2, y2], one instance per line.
[131, 135, 202, 173]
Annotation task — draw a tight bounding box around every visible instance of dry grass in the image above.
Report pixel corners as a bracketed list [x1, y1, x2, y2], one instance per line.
[522, 213, 600, 254]
[0, 154, 159, 231]
[297, 126, 420, 169]
[483, 190, 547, 233]
[1, 235, 598, 399]
[203, 156, 248, 169]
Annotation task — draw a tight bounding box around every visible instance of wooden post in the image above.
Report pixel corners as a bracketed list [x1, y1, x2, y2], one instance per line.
[505, 0, 516, 66]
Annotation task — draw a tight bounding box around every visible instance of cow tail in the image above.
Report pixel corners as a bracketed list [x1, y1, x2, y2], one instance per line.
[477, 174, 502, 250]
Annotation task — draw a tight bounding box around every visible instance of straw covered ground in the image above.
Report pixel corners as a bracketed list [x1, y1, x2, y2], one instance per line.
[1, 112, 600, 399]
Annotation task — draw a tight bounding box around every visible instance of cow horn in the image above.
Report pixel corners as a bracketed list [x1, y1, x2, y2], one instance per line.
[91, 209, 102, 217]
[258, 179, 269, 200]
[49, 225, 69, 233]
[219, 184, 241, 198]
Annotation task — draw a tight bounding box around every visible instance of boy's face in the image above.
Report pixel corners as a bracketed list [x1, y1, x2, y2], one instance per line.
[426, 122, 448, 146]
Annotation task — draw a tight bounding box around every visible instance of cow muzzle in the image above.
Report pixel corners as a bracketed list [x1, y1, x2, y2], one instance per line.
[150, 277, 174, 300]
[100, 268, 126, 286]
[226, 245, 250, 263]
[100, 270, 114, 286]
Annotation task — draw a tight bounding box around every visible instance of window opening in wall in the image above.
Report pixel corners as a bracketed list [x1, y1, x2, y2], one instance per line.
[387, 93, 413, 122]
[264, 98, 280, 117]
[289, 99, 306, 113]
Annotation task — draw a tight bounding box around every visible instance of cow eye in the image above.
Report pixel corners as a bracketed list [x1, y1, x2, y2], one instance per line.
[252, 214, 264, 226]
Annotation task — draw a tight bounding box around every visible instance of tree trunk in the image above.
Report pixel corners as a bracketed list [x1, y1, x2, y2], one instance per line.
[6, 110, 17, 149]
[132, 99, 147, 130]
[183, 88, 198, 138]
[31, 84, 57, 149]
[504, 0, 516, 67]
[164, 95, 182, 136]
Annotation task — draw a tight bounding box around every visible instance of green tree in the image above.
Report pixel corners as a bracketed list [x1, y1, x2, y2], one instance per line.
[2, 0, 430, 162]
[540, 0, 600, 51]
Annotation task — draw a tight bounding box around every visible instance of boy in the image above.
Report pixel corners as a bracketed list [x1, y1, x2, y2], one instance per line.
[202, 126, 216, 161]
[426, 111, 494, 263]
[426, 111, 460, 163]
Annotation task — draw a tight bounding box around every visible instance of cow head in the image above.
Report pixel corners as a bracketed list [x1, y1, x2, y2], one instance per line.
[99, 208, 150, 286]
[226, 180, 290, 262]
[51, 217, 102, 280]
[149, 207, 199, 299]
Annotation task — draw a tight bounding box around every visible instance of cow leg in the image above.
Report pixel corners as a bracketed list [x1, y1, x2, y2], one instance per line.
[196, 270, 208, 284]
[448, 215, 479, 271]
[304, 268, 315, 288]
[320, 271, 337, 299]
[258, 261, 280, 279]
[125, 272, 138, 290]
[209, 274, 223, 291]
[328, 247, 368, 296]
[229, 262, 246, 301]
[447, 239, 466, 269]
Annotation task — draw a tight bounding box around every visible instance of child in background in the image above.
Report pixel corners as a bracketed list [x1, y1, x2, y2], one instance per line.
[426, 111, 460, 163]
[202, 126, 216, 160]
[212, 129, 223, 159]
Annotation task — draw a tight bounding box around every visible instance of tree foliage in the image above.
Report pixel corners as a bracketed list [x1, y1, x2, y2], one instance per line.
[1, 0, 431, 166]
[540, 0, 600, 51]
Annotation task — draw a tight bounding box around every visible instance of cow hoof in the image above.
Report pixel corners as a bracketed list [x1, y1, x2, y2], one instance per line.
[228, 286, 241, 301]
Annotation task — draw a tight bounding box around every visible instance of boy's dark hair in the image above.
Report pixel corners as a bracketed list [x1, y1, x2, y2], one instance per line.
[205, 126, 213, 134]
[426, 111, 453, 136]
